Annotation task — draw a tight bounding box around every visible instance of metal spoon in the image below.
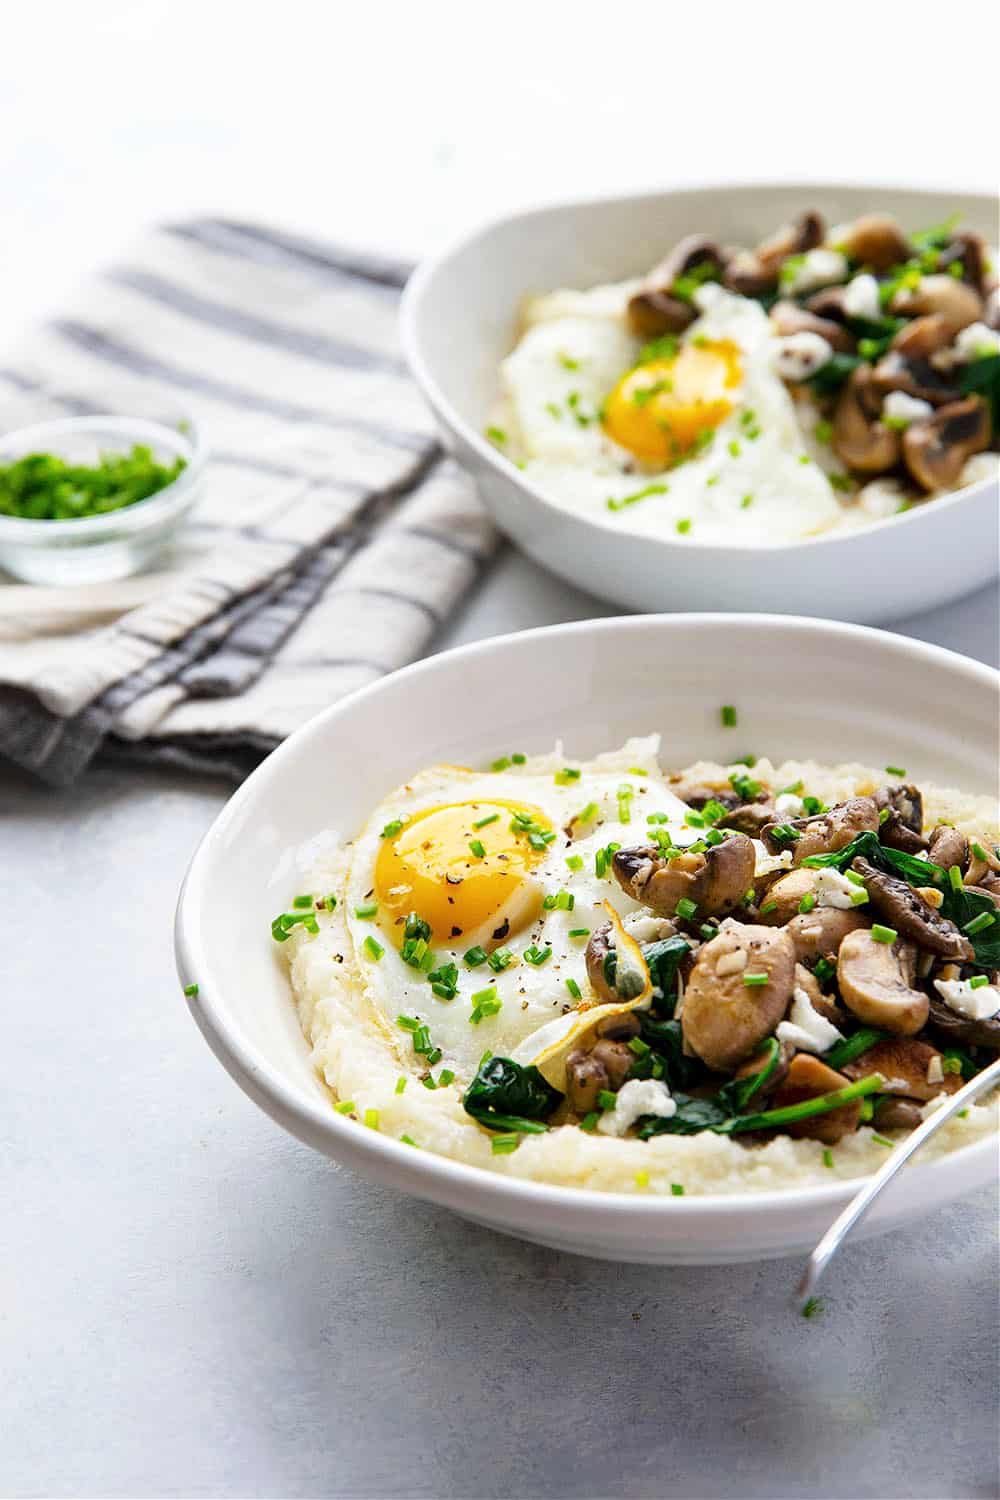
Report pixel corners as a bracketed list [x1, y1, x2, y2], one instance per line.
[795, 1053, 1000, 1312]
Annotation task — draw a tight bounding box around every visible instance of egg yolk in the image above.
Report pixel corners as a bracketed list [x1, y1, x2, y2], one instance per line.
[373, 801, 551, 947]
[602, 339, 742, 465]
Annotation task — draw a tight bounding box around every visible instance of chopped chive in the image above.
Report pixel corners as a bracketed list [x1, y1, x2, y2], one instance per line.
[740, 493, 753, 509]
[580, 1111, 599, 1131]
[566, 977, 582, 1000]
[380, 819, 404, 838]
[814, 418, 833, 444]
[957, 1109, 969, 1118]
[543, 889, 575, 912]
[511, 752, 526, 764]
[292, 894, 314, 909]
[395, 1076, 407, 1095]
[569, 927, 590, 939]
[885, 765, 906, 778]
[491, 1133, 520, 1154]
[400, 1134, 418, 1146]
[183, 982, 199, 998]
[334, 1100, 355, 1115]
[524, 944, 552, 967]
[486, 948, 514, 973]
[720, 705, 737, 728]
[759, 900, 778, 916]
[676, 518, 691, 535]
[363, 935, 384, 961]
[743, 972, 769, 987]
[463, 945, 488, 968]
[628, 1037, 651, 1058]
[635, 1169, 650, 1188]
[728, 439, 741, 458]
[355, 902, 378, 919]
[438, 1069, 455, 1088]
[617, 783, 634, 822]
[557, 352, 580, 370]
[871, 924, 897, 944]
[822, 1148, 834, 1168]
[491, 756, 511, 772]
[486, 426, 507, 445]
[871, 1134, 894, 1148]
[948, 865, 964, 893]
[473, 812, 499, 829]
[575, 801, 599, 826]
[555, 766, 581, 784]
[798, 893, 817, 914]
[469, 986, 501, 1024]
[675, 897, 698, 920]
[971, 841, 989, 861]
[469, 839, 486, 859]
[963, 911, 996, 936]
[969, 974, 990, 989]
[566, 854, 584, 871]
[597, 1089, 618, 1111]
[670, 1183, 685, 1197]
[801, 1297, 822, 1320]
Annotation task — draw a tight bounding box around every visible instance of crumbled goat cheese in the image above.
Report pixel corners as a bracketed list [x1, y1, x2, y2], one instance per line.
[753, 840, 793, 878]
[597, 1078, 676, 1137]
[775, 792, 804, 817]
[933, 977, 1000, 1022]
[959, 452, 999, 488]
[858, 477, 909, 518]
[883, 390, 934, 427]
[777, 985, 844, 1054]
[815, 868, 865, 909]
[782, 249, 849, 296]
[926, 1055, 945, 1085]
[953, 321, 1000, 360]
[843, 272, 881, 320]
[772, 331, 832, 380]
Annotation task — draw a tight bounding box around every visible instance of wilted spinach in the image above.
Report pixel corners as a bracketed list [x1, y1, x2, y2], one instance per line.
[959, 353, 1000, 430]
[636, 1013, 705, 1093]
[641, 935, 692, 1017]
[808, 353, 862, 396]
[462, 1056, 562, 1133]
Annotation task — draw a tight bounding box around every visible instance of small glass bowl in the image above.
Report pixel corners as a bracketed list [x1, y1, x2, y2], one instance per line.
[0, 412, 206, 585]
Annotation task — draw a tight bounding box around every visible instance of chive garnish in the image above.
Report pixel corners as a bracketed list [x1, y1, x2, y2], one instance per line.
[720, 705, 737, 727]
[871, 924, 897, 944]
[183, 982, 199, 998]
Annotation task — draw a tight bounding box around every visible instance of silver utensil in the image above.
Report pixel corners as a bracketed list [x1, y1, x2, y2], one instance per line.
[795, 1054, 1000, 1312]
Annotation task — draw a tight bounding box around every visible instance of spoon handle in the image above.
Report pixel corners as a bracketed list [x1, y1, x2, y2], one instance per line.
[795, 1053, 1000, 1312]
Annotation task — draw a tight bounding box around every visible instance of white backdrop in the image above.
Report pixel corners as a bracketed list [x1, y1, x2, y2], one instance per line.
[2, 0, 996, 340]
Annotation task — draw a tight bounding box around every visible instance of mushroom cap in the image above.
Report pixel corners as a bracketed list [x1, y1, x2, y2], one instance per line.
[890, 274, 983, 334]
[762, 795, 879, 865]
[832, 368, 902, 475]
[785, 906, 870, 964]
[613, 833, 756, 919]
[770, 299, 855, 354]
[871, 351, 961, 409]
[902, 395, 992, 492]
[681, 921, 795, 1071]
[851, 856, 974, 961]
[769, 1054, 863, 1143]
[756, 868, 819, 926]
[926, 995, 1000, 1051]
[890, 314, 954, 360]
[927, 825, 969, 873]
[837, 928, 929, 1035]
[842, 1037, 961, 1102]
[835, 214, 912, 272]
[626, 290, 696, 340]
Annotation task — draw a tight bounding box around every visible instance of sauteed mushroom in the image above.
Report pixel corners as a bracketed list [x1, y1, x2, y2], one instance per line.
[762, 795, 879, 864]
[785, 906, 870, 965]
[876, 784, 927, 855]
[850, 857, 973, 960]
[842, 1037, 960, 1101]
[681, 922, 795, 1070]
[834, 214, 912, 271]
[613, 834, 756, 919]
[890, 274, 983, 333]
[724, 210, 823, 296]
[902, 397, 992, 491]
[927, 825, 969, 872]
[627, 234, 724, 338]
[890, 315, 954, 360]
[831, 368, 901, 474]
[770, 300, 855, 354]
[837, 929, 928, 1035]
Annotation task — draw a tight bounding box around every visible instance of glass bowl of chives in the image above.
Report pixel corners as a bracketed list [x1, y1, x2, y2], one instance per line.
[0, 411, 205, 585]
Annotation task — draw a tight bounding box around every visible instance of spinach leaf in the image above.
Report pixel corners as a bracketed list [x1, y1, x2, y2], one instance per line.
[637, 1013, 704, 1093]
[938, 882, 1000, 969]
[637, 1093, 731, 1138]
[958, 353, 1000, 430]
[642, 935, 692, 1017]
[462, 1056, 562, 1132]
[808, 353, 862, 396]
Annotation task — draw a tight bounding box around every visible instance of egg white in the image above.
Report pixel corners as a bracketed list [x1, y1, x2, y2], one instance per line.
[343, 736, 699, 1079]
[495, 283, 843, 544]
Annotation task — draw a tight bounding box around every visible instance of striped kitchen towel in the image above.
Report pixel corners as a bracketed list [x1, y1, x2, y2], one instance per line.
[0, 219, 497, 784]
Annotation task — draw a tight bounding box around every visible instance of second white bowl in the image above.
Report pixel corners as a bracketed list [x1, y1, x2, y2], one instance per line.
[402, 182, 998, 623]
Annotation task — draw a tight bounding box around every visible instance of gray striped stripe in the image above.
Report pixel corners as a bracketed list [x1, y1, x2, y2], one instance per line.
[398, 523, 492, 563]
[205, 218, 412, 289]
[106, 267, 408, 376]
[51, 321, 429, 451]
[164, 220, 406, 294]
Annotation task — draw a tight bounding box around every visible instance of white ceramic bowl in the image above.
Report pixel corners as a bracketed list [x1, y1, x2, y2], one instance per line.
[175, 615, 998, 1264]
[401, 182, 998, 624]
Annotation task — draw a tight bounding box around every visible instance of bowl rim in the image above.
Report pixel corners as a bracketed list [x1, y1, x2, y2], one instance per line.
[0, 412, 206, 540]
[175, 611, 999, 1222]
[400, 178, 997, 556]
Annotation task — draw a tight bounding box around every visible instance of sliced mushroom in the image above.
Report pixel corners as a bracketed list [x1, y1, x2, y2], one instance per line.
[756, 868, 819, 925]
[732, 1037, 794, 1099]
[837, 929, 928, 1035]
[681, 921, 795, 1071]
[902, 395, 992, 491]
[926, 995, 1000, 1051]
[769, 1054, 863, 1144]
[873, 1097, 923, 1132]
[842, 1037, 961, 1101]
[891, 314, 954, 360]
[834, 214, 912, 271]
[717, 801, 776, 835]
[564, 1050, 610, 1114]
[770, 300, 855, 354]
[832, 367, 901, 474]
[870, 352, 961, 408]
[937, 232, 989, 294]
[723, 211, 823, 296]
[785, 907, 870, 965]
[890, 274, 983, 334]
[966, 841, 1000, 887]
[612, 833, 756, 919]
[927, 824, 969, 873]
[875, 783, 927, 854]
[850, 856, 973, 960]
[761, 795, 879, 865]
[627, 235, 723, 339]
[805, 286, 850, 324]
[794, 961, 849, 1028]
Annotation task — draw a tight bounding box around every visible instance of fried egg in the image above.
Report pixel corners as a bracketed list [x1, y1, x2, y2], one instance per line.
[344, 737, 700, 1078]
[494, 283, 843, 544]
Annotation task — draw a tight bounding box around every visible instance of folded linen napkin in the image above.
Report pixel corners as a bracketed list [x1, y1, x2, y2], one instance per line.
[0, 219, 496, 784]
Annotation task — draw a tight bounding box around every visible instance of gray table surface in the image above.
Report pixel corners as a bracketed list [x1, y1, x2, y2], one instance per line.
[3, 552, 998, 1500]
